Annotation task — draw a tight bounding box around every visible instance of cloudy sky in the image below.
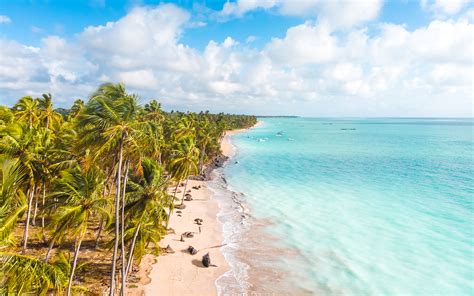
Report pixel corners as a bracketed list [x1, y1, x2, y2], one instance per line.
[0, 0, 472, 116]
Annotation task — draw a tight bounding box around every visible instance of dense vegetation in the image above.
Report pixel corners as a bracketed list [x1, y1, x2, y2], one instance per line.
[0, 83, 257, 295]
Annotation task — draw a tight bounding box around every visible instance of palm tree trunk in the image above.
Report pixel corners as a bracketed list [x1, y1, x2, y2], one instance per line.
[95, 218, 104, 249]
[22, 184, 35, 253]
[110, 139, 124, 296]
[125, 222, 141, 280]
[95, 172, 109, 249]
[41, 181, 46, 243]
[199, 148, 205, 175]
[67, 236, 83, 296]
[32, 193, 38, 226]
[45, 238, 55, 262]
[180, 178, 189, 205]
[165, 181, 180, 229]
[120, 160, 129, 296]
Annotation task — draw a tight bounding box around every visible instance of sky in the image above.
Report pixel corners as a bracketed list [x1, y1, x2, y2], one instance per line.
[0, 0, 473, 116]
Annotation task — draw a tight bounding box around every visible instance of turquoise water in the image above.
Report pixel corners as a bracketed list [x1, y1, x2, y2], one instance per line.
[219, 118, 473, 295]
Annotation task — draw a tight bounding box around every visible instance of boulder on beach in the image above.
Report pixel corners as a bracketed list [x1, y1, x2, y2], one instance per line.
[202, 253, 210, 267]
[175, 204, 186, 209]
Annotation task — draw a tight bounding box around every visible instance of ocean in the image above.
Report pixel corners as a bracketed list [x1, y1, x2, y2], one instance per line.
[210, 118, 473, 295]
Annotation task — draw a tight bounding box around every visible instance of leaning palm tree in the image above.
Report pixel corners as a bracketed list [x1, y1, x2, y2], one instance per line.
[123, 158, 169, 278]
[169, 136, 199, 215]
[47, 165, 107, 296]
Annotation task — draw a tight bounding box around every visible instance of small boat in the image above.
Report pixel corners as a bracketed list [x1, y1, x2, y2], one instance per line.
[276, 131, 283, 136]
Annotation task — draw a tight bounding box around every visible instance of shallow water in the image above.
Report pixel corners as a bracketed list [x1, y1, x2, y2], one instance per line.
[213, 118, 474, 295]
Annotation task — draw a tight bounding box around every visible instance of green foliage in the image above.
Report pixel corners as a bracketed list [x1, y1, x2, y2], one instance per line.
[0, 83, 257, 293]
[0, 252, 68, 295]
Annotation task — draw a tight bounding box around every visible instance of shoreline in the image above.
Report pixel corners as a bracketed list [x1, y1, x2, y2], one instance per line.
[135, 122, 260, 295]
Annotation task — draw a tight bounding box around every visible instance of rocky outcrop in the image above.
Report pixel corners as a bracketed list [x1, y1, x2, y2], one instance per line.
[189, 154, 229, 181]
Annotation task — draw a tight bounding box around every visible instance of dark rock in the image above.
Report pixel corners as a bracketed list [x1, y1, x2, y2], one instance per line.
[202, 253, 210, 267]
[190, 155, 229, 181]
[187, 245, 198, 255]
[175, 204, 186, 209]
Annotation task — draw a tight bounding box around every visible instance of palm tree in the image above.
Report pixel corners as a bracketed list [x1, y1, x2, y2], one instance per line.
[37, 93, 62, 130]
[13, 96, 38, 128]
[196, 117, 213, 175]
[76, 83, 139, 295]
[123, 158, 169, 278]
[169, 136, 199, 207]
[47, 165, 107, 296]
[0, 158, 27, 246]
[68, 99, 84, 120]
[0, 123, 40, 252]
[0, 106, 14, 126]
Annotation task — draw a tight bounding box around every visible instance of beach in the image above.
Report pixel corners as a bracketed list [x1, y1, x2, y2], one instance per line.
[134, 127, 253, 296]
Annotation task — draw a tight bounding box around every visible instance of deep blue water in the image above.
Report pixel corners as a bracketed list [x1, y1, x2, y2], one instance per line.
[221, 118, 473, 295]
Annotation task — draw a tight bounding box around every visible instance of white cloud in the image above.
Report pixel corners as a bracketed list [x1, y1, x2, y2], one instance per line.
[421, 0, 469, 16]
[265, 22, 339, 65]
[220, 0, 383, 29]
[0, 3, 472, 117]
[221, 0, 278, 16]
[0, 15, 11, 24]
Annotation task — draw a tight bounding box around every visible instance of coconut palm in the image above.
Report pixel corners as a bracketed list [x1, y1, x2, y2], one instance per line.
[196, 117, 213, 175]
[169, 136, 199, 207]
[76, 83, 139, 295]
[37, 93, 62, 130]
[13, 96, 38, 128]
[0, 82, 258, 294]
[0, 123, 41, 252]
[69, 99, 85, 120]
[123, 158, 169, 278]
[0, 158, 27, 246]
[46, 165, 107, 296]
[0, 106, 14, 126]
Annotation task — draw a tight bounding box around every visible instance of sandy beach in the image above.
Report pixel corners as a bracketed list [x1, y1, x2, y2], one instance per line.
[134, 125, 259, 296]
[140, 178, 229, 296]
